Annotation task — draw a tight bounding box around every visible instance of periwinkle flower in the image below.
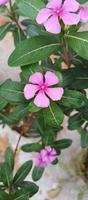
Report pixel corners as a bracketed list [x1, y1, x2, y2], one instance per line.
[33, 146, 57, 168]
[24, 71, 64, 108]
[36, 0, 80, 33]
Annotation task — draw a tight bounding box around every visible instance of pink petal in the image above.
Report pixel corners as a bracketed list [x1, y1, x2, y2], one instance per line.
[34, 92, 50, 108]
[48, 155, 56, 162]
[0, 0, 9, 5]
[45, 146, 52, 152]
[80, 7, 88, 23]
[61, 12, 80, 25]
[45, 71, 59, 86]
[33, 152, 41, 159]
[29, 72, 43, 85]
[47, 0, 62, 9]
[24, 84, 38, 100]
[44, 15, 61, 34]
[36, 8, 52, 24]
[63, 0, 79, 12]
[41, 150, 47, 161]
[46, 87, 64, 101]
[51, 148, 57, 156]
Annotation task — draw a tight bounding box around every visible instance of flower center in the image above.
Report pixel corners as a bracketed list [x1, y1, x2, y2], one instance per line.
[38, 83, 48, 92]
[53, 7, 63, 17]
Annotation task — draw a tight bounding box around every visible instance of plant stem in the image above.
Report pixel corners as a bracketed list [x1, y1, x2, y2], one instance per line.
[7, 1, 24, 34]
[14, 134, 22, 158]
[62, 37, 72, 68]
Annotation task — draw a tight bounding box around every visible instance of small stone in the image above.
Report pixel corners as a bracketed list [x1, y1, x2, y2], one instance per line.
[47, 188, 60, 199]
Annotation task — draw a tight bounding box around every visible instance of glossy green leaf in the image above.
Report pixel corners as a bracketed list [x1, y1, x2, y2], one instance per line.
[13, 160, 33, 185]
[53, 139, 72, 150]
[28, 102, 41, 112]
[1, 163, 13, 187]
[68, 113, 84, 130]
[43, 102, 64, 129]
[80, 129, 88, 148]
[0, 80, 24, 103]
[66, 32, 88, 60]
[0, 190, 9, 200]
[16, 0, 45, 19]
[32, 167, 44, 181]
[77, 0, 88, 3]
[19, 181, 39, 197]
[61, 89, 86, 108]
[0, 96, 8, 111]
[5, 147, 14, 170]
[63, 66, 88, 89]
[21, 143, 42, 152]
[0, 23, 11, 40]
[80, 104, 88, 120]
[8, 36, 59, 67]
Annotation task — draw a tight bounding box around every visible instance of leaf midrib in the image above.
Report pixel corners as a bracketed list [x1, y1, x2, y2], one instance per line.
[22, 0, 40, 12]
[11, 43, 59, 65]
[0, 23, 10, 38]
[66, 34, 88, 43]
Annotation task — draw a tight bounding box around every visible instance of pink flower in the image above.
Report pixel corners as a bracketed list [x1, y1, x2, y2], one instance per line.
[33, 152, 48, 168]
[33, 146, 57, 168]
[24, 71, 64, 108]
[41, 146, 57, 163]
[0, 0, 9, 5]
[79, 6, 88, 23]
[36, 0, 80, 34]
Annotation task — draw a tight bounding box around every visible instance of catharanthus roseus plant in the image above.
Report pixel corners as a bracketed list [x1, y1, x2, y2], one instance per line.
[0, 0, 88, 198]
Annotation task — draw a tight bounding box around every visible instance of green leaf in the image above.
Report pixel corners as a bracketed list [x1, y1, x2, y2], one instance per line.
[5, 147, 14, 170]
[0, 23, 11, 40]
[80, 104, 88, 120]
[21, 143, 42, 152]
[66, 32, 88, 60]
[1, 163, 13, 187]
[12, 26, 26, 47]
[4, 104, 29, 125]
[42, 131, 54, 146]
[0, 190, 9, 200]
[16, 0, 45, 19]
[11, 190, 29, 200]
[32, 167, 44, 181]
[68, 113, 84, 130]
[61, 89, 86, 108]
[13, 160, 33, 185]
[80, 129, 88, 148]
[28, 102, 41, 112]
[8, 36, 59, 67]
[0, 96, 8, 111]
[0, 80, 24, 103]
[43, 102, 64, 129]
[27, 24, 45, 37]
[63, 66, 88, 89]
[19, 181, 39, 197]
[77, 0, 88, 3]
[53, 139, 72, 150]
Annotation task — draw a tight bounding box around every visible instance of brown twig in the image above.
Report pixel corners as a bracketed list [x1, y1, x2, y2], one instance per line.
[14, 134, 22, 158]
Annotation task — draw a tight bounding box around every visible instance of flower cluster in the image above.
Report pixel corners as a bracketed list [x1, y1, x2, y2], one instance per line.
[36, 0, 88, 34]
[33, 146, 57, 168]
[24, 71, 64, 108]
[0, 0, 9, 5]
